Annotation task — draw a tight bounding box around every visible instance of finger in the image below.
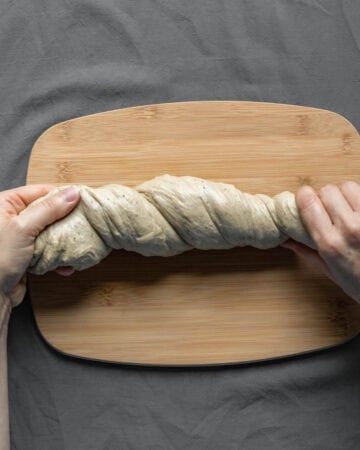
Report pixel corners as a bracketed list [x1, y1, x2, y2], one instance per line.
[0, 184, 55, 215]
[318, 184, 353, 228]
[296, 186, 333, 245]
[7, 274, 27, 307]
[55, 266, 75, 276]
[281, 240, 332, 278]
[340, 181, 360, 212]
[14, 186, 80, 238]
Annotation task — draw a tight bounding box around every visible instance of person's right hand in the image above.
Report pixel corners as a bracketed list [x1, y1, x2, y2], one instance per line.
[281, 181, 360, 303]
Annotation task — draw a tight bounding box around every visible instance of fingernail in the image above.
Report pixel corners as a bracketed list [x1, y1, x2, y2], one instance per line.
[61, 186, 79, 202]
[300, 185, 314, 195]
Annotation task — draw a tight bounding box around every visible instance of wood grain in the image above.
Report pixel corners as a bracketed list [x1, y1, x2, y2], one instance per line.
[27, 101, 360, 365]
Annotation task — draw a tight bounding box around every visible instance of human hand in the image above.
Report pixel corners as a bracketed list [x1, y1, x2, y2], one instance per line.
[281, 181, 360, 303]
[0, 184, 80, 307]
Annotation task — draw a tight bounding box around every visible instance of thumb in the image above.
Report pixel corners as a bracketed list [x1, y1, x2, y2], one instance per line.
[281, 239, 332, 279]
[16, 186, 80, 238]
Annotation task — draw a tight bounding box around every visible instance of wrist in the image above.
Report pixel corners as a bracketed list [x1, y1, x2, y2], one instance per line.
[0, 293, 11, 330]
[0, 291, 11, 450]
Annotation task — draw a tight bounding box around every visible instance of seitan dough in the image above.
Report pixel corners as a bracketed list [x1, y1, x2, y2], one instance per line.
[27, 175, 314, 274]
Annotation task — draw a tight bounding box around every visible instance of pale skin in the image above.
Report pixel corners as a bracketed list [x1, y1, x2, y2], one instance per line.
[0, 182, 360, 448]
[281, 181, 360, 303]
[0, 184, 80, 450]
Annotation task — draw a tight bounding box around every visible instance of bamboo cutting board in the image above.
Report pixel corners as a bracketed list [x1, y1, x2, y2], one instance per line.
[27, 101, 360, 366]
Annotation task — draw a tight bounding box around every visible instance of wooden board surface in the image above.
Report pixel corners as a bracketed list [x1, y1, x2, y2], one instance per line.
[27, 101, 360, 366]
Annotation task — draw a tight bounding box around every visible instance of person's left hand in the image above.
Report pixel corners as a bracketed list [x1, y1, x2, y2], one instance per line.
[0, 184, 80, 307]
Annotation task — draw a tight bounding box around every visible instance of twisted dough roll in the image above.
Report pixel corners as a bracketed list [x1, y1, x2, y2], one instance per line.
[28, 175, 315, 274]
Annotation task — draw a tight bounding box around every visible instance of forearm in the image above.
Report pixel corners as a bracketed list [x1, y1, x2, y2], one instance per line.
[0, 293, 11, 450]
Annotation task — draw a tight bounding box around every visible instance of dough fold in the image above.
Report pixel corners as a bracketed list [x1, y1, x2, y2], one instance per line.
[28, 175, 314, 274]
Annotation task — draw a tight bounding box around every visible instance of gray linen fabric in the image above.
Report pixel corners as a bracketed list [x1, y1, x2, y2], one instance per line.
[0, 0, 359, 448]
